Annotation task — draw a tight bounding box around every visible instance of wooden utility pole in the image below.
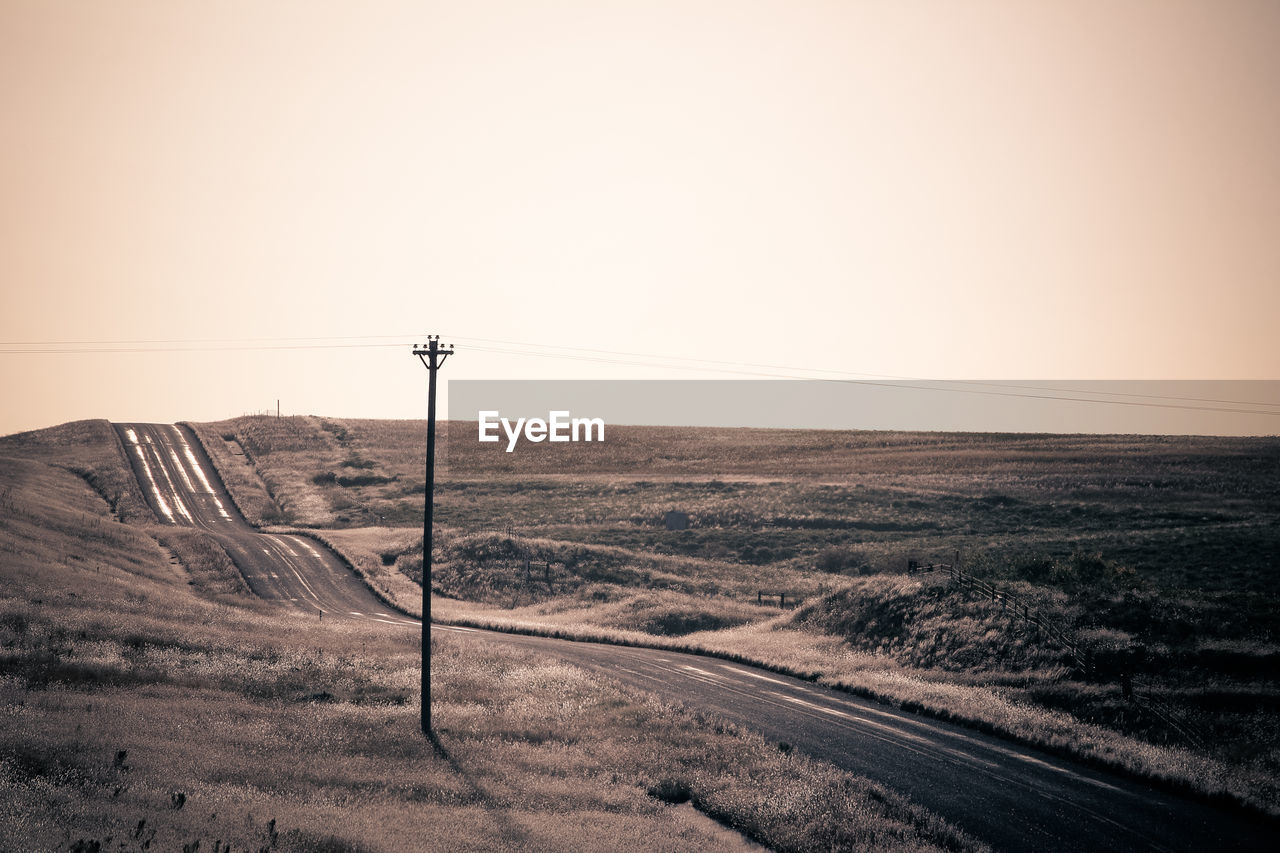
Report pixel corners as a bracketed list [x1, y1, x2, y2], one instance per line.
[413, 336, 453, 734]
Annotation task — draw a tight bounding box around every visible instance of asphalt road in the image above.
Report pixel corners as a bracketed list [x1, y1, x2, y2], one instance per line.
[114, 422, 415, 628]
[113, 422, 1271, 851]
[438, 625, 1272, 853]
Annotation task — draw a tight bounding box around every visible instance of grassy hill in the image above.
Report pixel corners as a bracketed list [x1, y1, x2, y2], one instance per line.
[0, 422, 983, 851]
[185, 415, 1280, 813]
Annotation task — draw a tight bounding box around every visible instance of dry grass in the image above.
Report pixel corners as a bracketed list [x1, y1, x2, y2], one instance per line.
[433, 596, 1280, 817]
[0, 455, 167, 587]
[182, 420, 285, 526]
[1, 429, 982, 852]
[149, 526, 252, 601]
[194, 415, 426, 528]
[186, 415, 1280, 816]
[293, 525, 426, 618]
[0, 419, 153, 524]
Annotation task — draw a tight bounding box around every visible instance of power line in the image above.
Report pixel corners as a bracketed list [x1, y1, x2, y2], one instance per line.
[456, 344, 1280, 418]
[3, 331, 1278, 416]
[0, 342, 406, 354]
[0, 332, 412, 347]
[441, 334, 1280, 409]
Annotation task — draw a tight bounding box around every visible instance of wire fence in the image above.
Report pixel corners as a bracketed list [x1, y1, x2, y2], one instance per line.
[907, 558, 1210, 750]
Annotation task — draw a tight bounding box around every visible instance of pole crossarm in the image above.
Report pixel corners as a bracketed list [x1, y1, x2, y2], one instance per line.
[413, 335, 452, 735]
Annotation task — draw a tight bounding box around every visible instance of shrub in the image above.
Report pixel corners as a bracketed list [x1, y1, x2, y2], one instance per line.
[816, 545, 873, 574]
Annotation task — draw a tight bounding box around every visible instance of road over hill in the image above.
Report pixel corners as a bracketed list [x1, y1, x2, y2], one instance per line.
[114, 422, 415, 627]
[113, 422, 1270, 851]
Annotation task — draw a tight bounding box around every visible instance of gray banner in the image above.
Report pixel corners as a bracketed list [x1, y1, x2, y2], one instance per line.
[447, 379, 1280, 437]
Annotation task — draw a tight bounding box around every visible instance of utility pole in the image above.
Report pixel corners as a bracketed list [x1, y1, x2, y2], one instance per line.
[412, 336, 453, 734]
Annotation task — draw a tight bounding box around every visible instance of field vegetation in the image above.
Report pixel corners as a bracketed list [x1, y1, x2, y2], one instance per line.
[190, 415, 1280, 814]
[1, 423, 981, 851]
[1, 420, 154, 524]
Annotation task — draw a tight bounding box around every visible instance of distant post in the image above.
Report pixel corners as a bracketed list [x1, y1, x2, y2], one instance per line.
[413, 336, 453, 735]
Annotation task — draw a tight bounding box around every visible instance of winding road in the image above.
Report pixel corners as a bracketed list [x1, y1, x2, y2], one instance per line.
[441, 626, 1272, 852]
[114, 422, 1272, 852]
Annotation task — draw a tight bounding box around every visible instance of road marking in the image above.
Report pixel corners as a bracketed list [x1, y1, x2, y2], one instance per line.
[679, 665, 724, 679]
[135, 445, 175, 522]
[615, 665, 664, 683]
[266, 536, 320, 600]
[720, 665, 796, 687]
[145, 437, 194, 523]
[768, 691, 854, 720]
[167, 446, 197, 493]
[126, 431, 175, 523]
[982, 742, 1124, 792]
[174, 430, 233, 520]
[678, 665, 740, 687]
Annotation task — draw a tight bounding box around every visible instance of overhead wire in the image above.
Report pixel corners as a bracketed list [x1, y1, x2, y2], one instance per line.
[3, 331, 1278, 417]
[455, 343, 1280, 417]
[441, 334, 1280, 409]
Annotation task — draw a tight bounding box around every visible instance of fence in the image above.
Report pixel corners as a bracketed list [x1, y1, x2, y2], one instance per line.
[909, 558, 1096, 675]
[907, 557, 1209, 750]
[756, 591, 798, 609]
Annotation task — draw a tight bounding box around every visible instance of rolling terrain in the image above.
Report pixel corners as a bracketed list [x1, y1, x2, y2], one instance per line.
[189, 414, 1280, 810]
[2, 416, 1277, 850]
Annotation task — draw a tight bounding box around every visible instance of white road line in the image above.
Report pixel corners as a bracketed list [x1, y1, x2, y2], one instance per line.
[132, 443, 174, 523]
[167, 446, 197, 493]
[679, 664, 727, 681]
[176, 432, 233, 520]
[266, 536, 320, 600]
[768, 691, 854, 720]
[615, 666, 664, 683]
[720, 665, 799, 687]
[146, 439, 194, 523]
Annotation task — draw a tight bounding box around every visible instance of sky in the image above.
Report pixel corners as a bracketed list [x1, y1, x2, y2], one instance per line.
[2, 0, 1279, 436]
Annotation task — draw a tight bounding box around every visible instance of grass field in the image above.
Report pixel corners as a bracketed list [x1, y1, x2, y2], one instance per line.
[188, 415, 1280, 814]
[0, 422, 983, 851]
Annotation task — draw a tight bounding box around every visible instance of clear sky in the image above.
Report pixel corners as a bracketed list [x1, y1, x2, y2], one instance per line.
[2, 1, 1278, 436]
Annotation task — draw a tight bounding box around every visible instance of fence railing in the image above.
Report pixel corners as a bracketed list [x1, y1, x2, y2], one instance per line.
[756, 591, 798, 609]
[909, 558, 1097, 673]
[907, 558, 1210, 750]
